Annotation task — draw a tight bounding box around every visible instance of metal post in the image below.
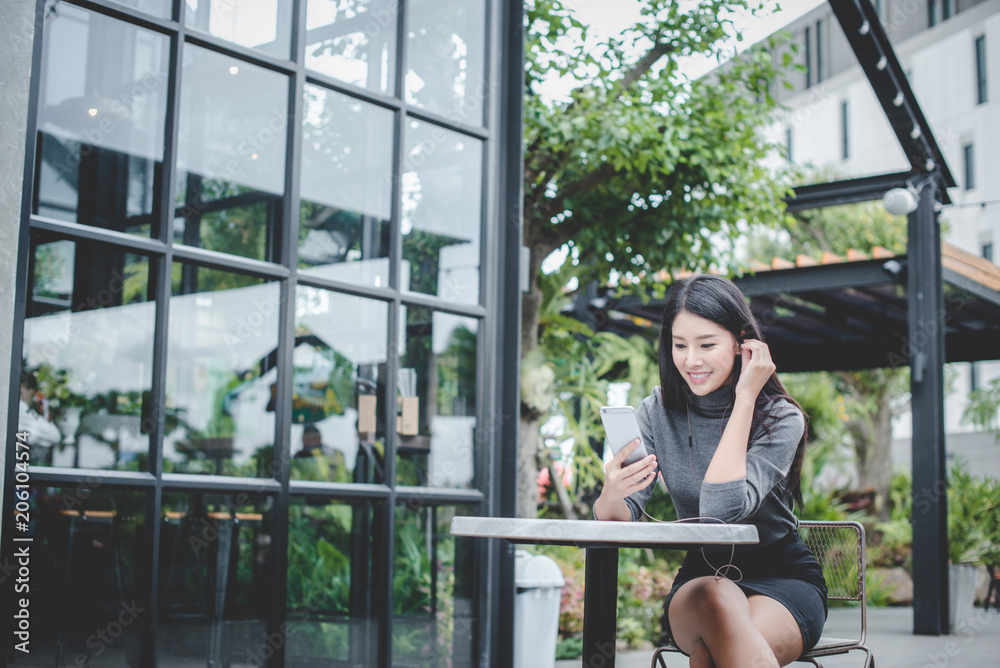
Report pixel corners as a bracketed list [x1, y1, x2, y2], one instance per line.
[583, 548, 618, 668]
[907, 177, 950, 635]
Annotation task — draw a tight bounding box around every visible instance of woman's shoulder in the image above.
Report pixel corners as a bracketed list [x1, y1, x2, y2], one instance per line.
[757, 395, 805, 432]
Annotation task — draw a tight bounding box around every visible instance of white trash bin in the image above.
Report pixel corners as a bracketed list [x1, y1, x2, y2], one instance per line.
[514, 550, 565, 668]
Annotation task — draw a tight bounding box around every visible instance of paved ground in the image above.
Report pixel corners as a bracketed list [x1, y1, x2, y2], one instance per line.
[555, 606, 1000, 667]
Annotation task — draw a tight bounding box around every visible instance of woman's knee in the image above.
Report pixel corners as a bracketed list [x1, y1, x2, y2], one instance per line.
[684, 578, 749, 623]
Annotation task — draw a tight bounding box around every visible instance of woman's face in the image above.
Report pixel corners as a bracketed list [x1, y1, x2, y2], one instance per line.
[671, 310, 741, 396]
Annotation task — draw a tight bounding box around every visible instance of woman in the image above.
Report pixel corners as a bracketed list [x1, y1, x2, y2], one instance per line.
[593, 274, 826, 668]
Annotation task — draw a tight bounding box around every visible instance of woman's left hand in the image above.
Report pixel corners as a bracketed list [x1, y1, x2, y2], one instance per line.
[735, 339, 776, 401]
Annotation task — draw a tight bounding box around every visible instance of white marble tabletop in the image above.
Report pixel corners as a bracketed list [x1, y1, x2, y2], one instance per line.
[450, 516, 758, 550]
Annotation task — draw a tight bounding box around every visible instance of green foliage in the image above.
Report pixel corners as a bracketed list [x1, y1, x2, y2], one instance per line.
[962, 377, 1000, 439]
[524, 0, 795, 282]
[539, 542, 683, 654]
[946, 460, 1000, 565]
[530, 263, 662, 517]
[865, 570, 897, 607]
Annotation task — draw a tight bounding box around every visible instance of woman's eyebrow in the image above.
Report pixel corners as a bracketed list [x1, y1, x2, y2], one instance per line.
[672, 333, 720, 340]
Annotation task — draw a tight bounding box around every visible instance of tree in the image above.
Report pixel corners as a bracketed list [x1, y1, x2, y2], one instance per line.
[518, 0, 794, 518]
[746, 192, 911, 519]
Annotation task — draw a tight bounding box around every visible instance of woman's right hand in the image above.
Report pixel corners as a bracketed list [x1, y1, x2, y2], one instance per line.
[601, 439, 658, 503]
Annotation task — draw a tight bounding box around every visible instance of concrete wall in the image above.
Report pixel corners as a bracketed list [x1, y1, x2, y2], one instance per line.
[0, 0, 37, 538]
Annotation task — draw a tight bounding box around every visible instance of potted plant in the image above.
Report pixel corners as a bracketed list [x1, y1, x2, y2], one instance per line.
[947, 462, 1000, 632]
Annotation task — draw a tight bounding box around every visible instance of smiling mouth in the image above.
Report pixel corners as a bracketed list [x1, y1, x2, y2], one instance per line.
[688, 371, 711, 383]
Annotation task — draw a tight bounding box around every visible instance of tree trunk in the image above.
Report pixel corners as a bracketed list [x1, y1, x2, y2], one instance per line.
[843, 371, 896, 522]
[516, 242, 547, 519]
[857, 391, 894, 521]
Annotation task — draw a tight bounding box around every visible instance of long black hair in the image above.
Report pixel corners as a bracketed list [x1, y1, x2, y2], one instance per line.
[657, 274, 808, 506]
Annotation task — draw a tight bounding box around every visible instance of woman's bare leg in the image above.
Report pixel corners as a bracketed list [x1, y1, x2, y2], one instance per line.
[747, 595, 804, 667]
[667, 577, 779, 668]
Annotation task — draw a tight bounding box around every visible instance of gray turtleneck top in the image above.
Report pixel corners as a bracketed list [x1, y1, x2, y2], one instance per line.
[624, 383, 805, 550]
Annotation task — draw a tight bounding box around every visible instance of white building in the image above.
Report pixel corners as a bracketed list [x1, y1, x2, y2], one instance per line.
[769, 0, 1000, 477]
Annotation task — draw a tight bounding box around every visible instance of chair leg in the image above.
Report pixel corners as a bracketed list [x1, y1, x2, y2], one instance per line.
[650, 647, 669, 668]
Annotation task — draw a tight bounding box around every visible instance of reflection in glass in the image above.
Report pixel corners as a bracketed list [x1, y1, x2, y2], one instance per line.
[396, 308, 477, 488]
[299, 85, 392, 286]
[402, 120, 483, 304]
[20, 235, 153, 471]
[175, 46, 288, 261]
[166, 265, 279, 476]
[159, 492, 272, 665]
[291, 287, 388, 483]
[305, 0, 397, 94]
[23, 486, 146, 667]
[393, 504, 476, 668]
[185, 0, 292, 59]
[406, 0, 487, 124]
[33, 4, 169, 236]
[287, 499, 384, 666]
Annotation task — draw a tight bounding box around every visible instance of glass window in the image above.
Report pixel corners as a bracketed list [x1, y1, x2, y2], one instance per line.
[20, 486, 147, 667]
[20, 235, 154, 471]
[299, 85, 393, 286]
[165, 265, 280, 476]
[291, 287, 389, 484]
[396, 307, 477, 488]
[392, 504, 477, 667]
[175, 45, 288, 262]
[184, 0, 292, 59]
[963, 143, 975, 190]
[841, 100, 849, 160]
[402, 120, 482, 305]
[287, 498, 385, 666]
[804, 26, 811, 88]
[305, 0, 397, 95]
[976, 36, 987, 105]
[406, 0, 487, 125]
[110, 0, 173, 18]
[33, 4, 169, 236]
[158, 492, 273, 665]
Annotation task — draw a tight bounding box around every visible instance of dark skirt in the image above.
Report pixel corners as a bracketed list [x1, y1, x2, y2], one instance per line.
[660, 529, 828, 654]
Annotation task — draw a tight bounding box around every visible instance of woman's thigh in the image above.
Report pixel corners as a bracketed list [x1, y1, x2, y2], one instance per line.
[666, 576, 751, 655]
[747, 594, 803, 666]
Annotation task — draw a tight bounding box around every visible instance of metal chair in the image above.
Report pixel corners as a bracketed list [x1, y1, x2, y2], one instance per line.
[650, 520, 875, 668]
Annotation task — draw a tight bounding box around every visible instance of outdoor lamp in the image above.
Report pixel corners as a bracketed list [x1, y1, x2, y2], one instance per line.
[882, 187, 919, 215]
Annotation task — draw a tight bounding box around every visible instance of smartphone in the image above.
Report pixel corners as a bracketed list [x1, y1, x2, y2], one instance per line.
[599, 406, 650, 466]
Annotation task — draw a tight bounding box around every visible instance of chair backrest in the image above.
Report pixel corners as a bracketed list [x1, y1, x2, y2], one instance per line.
[797, 520, 867, 644]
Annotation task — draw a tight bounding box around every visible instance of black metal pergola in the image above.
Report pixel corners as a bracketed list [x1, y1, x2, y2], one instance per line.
[571, 0, 1000, 636]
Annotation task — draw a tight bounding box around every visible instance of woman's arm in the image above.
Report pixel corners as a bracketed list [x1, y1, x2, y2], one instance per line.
[704, 339, 775, 484]
[704, 394, 754, 483]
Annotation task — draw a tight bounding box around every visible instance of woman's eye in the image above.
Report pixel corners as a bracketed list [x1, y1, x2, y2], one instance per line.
[702, 344, 715, 349]
[674, 344, 685, 350]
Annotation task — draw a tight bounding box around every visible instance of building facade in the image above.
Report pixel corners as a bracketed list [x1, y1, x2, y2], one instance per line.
[0, 0, 523, 666]
[772, 0, 1000, 476]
